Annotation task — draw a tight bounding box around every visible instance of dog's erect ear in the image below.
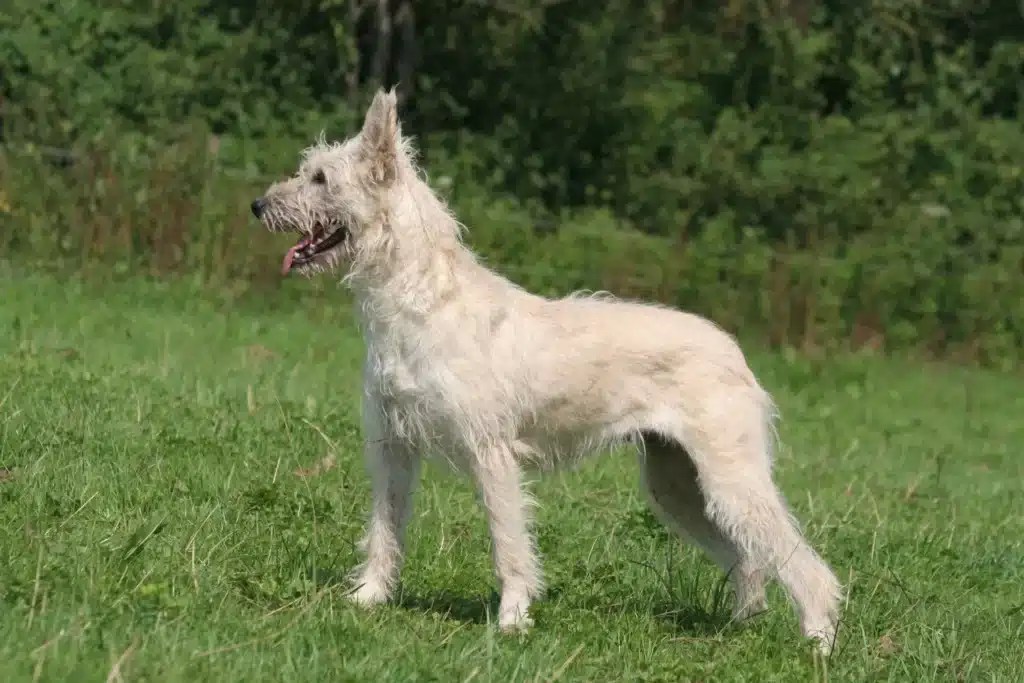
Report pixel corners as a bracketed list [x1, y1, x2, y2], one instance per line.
[359, 88, 400, 185]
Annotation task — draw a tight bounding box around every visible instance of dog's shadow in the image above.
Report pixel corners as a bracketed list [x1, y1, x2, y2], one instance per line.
[394, 583, 736, 637]
[647, 599, 737, 636]
[566, 591, 734, 637]
[397, 588, 500, 625]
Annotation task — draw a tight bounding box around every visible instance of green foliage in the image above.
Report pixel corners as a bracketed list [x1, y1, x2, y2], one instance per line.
[0, 0, 362, 144]
[0, 0, 1022, 365]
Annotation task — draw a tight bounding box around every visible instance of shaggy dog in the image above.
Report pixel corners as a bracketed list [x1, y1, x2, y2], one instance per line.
[251, 89, 843, 653]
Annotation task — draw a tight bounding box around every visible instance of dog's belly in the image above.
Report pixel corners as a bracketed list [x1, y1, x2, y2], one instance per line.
[376, 391, 613, 470]
[514, 418, 635, 470]
[369, 344, 644, 469]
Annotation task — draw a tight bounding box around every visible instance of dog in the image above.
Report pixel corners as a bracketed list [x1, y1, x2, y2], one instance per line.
[251, 89, 843, 653]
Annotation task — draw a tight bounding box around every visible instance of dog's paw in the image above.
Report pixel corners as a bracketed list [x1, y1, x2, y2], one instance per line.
[498, 601, 534, 633]
[347, 580, 391, 608]
[803, 621, 837, 656]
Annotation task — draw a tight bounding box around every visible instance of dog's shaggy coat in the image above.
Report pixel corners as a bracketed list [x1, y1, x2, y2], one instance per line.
[251, 89, 843, 652]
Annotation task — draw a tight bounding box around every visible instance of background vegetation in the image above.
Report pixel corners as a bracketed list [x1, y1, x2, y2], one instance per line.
[1, 0, 1022, 364]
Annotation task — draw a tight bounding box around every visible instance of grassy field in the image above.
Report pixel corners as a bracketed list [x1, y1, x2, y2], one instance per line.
[1, 265, 1022, 682]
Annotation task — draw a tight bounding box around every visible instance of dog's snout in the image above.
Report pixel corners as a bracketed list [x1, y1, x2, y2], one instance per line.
[251, 197, 268, 219]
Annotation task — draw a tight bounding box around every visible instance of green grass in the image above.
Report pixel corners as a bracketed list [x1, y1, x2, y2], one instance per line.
[1, 266, 1022, 682]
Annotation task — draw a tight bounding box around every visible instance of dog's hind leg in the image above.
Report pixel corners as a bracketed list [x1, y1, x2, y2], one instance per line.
[680, 388, 843, 653]
[349, 396, 421, 608]
[472, 444, 542, 632]
[639, 432, 768, 623]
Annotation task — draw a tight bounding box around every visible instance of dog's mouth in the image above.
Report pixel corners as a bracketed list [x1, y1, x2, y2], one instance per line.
[281, 221, 348, 275]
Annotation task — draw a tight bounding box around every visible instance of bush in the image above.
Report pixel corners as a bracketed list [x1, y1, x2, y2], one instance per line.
[1, 0, 1021, 366]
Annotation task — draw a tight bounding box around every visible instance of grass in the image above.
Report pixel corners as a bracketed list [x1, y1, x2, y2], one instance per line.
[1, 264, 1022, 683]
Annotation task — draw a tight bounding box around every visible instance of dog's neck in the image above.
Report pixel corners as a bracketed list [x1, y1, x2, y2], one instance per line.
[348, 177, 471, 336]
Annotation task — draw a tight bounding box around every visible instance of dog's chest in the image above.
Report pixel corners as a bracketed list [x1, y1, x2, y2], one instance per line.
[366, 343, 457, 445]
[366, 335, 454, 411]
[365, 315, 486, 398]
[372, 350, 422, 399]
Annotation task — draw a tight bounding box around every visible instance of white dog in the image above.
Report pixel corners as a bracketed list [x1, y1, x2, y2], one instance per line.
[251, 89, 843, 653]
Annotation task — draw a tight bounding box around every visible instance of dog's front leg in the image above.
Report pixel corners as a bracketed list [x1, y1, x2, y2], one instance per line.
[349, 398, 420, 608]
[473, 449, 542, 632]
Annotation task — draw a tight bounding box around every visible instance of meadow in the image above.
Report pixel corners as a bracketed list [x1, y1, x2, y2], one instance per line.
[0, 262, 1021, 682]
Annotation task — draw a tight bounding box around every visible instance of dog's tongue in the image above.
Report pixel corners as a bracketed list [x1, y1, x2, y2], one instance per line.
[281, 235, 312, 275]
[281, 246, 298, 275]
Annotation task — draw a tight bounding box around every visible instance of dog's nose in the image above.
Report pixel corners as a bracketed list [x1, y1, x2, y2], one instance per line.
[251, 197, 268, 218]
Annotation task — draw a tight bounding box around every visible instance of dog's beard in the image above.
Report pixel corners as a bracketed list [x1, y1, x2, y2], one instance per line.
[280, 219, 349, 275]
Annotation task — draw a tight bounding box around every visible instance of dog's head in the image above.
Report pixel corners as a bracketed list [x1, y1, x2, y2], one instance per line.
[251, 89, 406, 276]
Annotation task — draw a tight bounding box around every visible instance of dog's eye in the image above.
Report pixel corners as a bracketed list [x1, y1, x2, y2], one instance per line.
[312, 169, 327, 185]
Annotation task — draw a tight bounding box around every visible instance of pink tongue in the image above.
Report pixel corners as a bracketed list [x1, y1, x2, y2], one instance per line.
[281, 246, 298, 275]
[281, 235, 312, 275]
